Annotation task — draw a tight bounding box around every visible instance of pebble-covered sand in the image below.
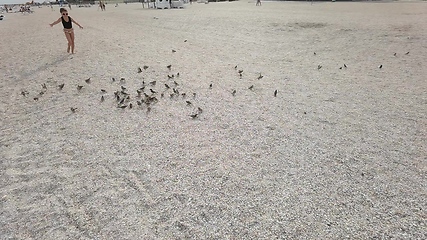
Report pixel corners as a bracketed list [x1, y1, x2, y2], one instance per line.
[1, 1, 426, 239]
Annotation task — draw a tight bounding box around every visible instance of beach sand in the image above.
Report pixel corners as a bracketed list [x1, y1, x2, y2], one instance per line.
[1, 1, 426, 239]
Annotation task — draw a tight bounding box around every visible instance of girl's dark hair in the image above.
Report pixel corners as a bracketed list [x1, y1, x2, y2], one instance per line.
[60, 8, 67, 13]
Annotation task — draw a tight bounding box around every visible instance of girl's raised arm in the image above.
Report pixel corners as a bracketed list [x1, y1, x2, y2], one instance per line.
[49, 18, 61, 27]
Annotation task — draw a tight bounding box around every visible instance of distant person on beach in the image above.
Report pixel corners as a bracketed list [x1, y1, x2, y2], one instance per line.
[68, 3, 71, 10]
[99, 1, 106, 11]
[256, 0, 261, 6]
[49, 8, 83, 54]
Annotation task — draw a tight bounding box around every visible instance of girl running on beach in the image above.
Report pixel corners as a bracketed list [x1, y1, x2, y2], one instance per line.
[49, 8, 83, 54]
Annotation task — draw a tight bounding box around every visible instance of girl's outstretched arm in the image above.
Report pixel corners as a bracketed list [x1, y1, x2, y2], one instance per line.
[49, 18, 61, 27]
[71, 19, 83, 29]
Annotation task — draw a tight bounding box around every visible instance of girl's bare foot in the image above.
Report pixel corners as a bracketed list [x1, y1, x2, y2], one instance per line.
[67, 46, 70, 53]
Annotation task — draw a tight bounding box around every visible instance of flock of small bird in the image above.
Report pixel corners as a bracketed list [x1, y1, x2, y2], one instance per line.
[21, 62, 278, 119]
[314, 51, 409, 70]
[21, 50, 408, 119]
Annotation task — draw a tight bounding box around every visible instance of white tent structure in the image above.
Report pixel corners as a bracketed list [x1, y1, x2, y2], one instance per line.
[155, 0, 169, 9]
[155, 0, 184, 9]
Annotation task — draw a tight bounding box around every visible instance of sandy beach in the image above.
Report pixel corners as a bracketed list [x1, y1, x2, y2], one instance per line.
[1, 1, 426, 239]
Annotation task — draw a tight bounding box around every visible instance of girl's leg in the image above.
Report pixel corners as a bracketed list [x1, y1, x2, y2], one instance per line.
[64, 32, 72, 53]
[70, 31, 75, 54]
